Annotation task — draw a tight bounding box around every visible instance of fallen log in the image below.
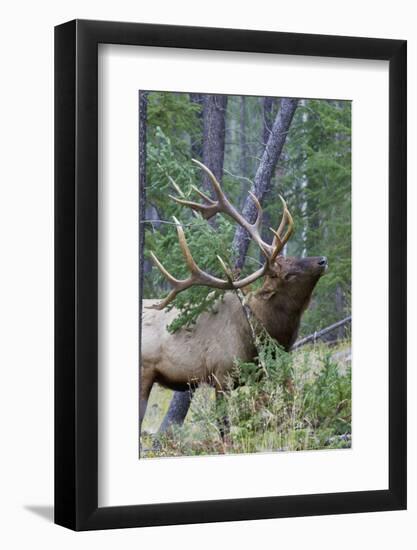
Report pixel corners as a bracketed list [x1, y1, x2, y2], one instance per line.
[292, 316, 352, 350]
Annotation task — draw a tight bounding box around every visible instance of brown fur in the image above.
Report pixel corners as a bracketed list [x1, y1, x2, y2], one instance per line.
[140, 255, 327, 427]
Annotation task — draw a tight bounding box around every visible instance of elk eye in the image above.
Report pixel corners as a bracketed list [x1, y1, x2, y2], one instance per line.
[284, 273, 296, 281]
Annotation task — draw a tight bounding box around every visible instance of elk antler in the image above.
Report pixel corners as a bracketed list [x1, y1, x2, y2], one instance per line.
[149, 217, 234, 310]
[147, 160, 294, 310]
[173, 159, 294, 260]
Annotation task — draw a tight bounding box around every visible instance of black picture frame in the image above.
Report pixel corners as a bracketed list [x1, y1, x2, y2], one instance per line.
[55, 19, 407, 531]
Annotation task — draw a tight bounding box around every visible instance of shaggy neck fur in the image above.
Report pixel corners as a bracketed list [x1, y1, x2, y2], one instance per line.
[246, 275, 321, 351]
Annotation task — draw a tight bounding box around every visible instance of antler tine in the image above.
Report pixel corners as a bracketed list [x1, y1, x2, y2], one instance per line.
[168, 175, 185, 198]
[233, 265, 268, 288]
[277, 195, 294, 247]
[216, 253, 268, 289]
[148, 288, 181, 311]
[173, 216, 199, 274]
[269, 195, 294, 261]
[146, 216, 236, 310]
[191, 185, 216, 205]
[276, 195, 289, 238]
[248, 191, 263, 231]
[216, 255, 235, 284]
[169, 194, 207, 214]
[146, 245, 185, 310]
[191, 158, 224, 201]
[149, 251, 181, 285]
[169, 194, 221, 220]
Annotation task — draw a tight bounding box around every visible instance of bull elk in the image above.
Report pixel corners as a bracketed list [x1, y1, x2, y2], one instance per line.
[140, 160, 327, 430]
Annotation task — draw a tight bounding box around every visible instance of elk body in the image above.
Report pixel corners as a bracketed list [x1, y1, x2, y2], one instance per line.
[140, 160, 327, 430]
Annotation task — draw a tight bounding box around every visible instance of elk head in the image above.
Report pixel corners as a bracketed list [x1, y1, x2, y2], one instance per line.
[257, 255, 328, 305]
[147, 159, 327, 337]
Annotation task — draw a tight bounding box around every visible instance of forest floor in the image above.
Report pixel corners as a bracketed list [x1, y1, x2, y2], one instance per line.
[141, 340, 352, 459]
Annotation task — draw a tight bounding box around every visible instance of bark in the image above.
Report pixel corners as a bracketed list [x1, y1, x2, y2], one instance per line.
[139, 91, 148, 434]
[233, 98, 298, 270]
[240, 96, 248, 177]
[260, 97, 280, 250]
[157, 389, 194, 434]
[143, 204, 160, 276]
[262, 96, 277, 146]
[189, 93, 204, 159]
[201, 94, 228, 196]
[139, 91, 148, 297]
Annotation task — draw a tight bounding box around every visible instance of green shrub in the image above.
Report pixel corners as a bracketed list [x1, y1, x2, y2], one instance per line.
[141, 339, 351, 458]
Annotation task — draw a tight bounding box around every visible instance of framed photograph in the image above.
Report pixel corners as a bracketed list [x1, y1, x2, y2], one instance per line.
[55, 19, 406, 530]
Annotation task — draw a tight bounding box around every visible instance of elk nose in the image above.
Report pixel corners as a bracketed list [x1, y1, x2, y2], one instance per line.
[318, 256, 327, 266]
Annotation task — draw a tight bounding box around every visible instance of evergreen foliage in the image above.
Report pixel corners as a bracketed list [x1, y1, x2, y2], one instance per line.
[141, 339, 352, 457]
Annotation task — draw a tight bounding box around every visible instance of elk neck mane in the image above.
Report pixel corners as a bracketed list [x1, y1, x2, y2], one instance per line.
[246, 272, 322, 350]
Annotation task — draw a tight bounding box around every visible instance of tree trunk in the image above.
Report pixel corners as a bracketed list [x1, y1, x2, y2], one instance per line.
[139, 91, 148, 437]
[259, 97, 280, 251]
[201, 94, 228, 196]
[143, 204, 160, 276]
[233, 98, 298, 270]
[189, 93, 204, 159]
[156, 389, 194, 435]
[240, 96, 248, 177]
[139, 91, 148, 297]
[262, 96, 277, 146]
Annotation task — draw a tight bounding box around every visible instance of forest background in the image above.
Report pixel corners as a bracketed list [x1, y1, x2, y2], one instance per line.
[139, 92, 352, 456]
[140, 92, 351, 336]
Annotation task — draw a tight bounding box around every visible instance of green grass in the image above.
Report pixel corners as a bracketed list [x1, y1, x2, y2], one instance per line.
[141, 340, 351, 458]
